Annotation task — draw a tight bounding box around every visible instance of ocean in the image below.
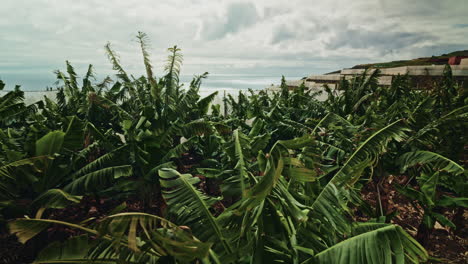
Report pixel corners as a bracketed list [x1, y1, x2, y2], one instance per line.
[0, 73, 298, 91]
[0, 74, 303, 105]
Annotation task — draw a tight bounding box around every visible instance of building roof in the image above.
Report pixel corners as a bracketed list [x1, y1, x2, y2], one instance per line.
[340, 65, 468, 76]
[268, 63, 468, 90]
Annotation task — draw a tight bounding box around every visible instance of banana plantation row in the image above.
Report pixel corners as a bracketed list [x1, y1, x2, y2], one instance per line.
[0, 33, 466, 263]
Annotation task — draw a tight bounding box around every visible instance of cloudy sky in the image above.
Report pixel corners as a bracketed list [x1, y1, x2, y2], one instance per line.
[1, 0, 467, 89]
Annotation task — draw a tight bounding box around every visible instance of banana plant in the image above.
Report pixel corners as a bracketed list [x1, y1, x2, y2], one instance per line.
[396, 171, 467, 246]
[9, 212, 213, 263]
[396, 150, 467, 245]
[2, 32, 466, 263]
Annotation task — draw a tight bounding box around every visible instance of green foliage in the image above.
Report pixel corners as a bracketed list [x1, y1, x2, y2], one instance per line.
[32, 189, 82, 210]
[398, 150, 464, 175]
[1, 33, 466, 263]
[159, 168, 232, 254]
[9, 213, 212, 263]
[311, 224, 427, 264]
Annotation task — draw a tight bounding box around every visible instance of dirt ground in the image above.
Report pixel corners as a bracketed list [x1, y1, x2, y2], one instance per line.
[359, 176, 467, 264]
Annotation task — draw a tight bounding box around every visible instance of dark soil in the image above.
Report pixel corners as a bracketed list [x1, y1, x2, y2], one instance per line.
[1, 158, 466, 263]
[359, 175, 468, 264]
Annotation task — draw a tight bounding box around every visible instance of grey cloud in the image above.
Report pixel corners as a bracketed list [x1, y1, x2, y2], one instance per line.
[1, 0, 467, 81]
[376, 0, 461, 19]
[263, 6, 292, 18]
[409, 44, 468, 58]
[203, 2, 259, 40]
[271, 26, 296, 44]
[270, 20, 329, 44]
[326, 27, 436, 53]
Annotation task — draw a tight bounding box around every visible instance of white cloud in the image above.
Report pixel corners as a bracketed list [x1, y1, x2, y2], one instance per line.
[0, 0, 467, 80]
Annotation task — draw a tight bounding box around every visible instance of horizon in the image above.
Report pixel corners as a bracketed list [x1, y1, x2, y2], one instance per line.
[1, 0, 467, 90]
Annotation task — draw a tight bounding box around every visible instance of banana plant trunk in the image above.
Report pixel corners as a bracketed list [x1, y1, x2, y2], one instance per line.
[416, 213, 432, 247]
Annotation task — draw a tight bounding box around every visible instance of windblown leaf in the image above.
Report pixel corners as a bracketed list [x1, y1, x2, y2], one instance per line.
[105, 43, 131, 83]
[32, 189, 82, 210]
[398, 150, 464, 175]
[9, 218, 98, 244]
[309, 224, 428, 264]
[233, 129, 249, 197]
[0, 157, 48, 199]
[197, 91, 218, 115]
[158, 168, 232, 255]
[36, 131, 65, 156]
[63, 116, 85, 151]
[97, 212, 212, 261]
[310, 120, 408, 233]
[34, 235, 117, 264]
[9, 213, 211, 263]
[65, 165, 132, 194]
[161, 137, 197, 162]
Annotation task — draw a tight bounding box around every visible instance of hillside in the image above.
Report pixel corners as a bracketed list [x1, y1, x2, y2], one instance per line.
[351, 50, 468, 69]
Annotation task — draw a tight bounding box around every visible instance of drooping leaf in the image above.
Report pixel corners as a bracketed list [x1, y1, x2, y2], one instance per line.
[9, 218, 98, 244]
[65, 165, 132, 194]
[63, 116, 85, 151]
[310, 120, 408, 233]
[34, 235, 118, 264]
[36, 131, 65, 156]
[158, 168, 232, 255]
[233, 129, 248, 197]
[32, 189, 82, 210]
[398, 150, 464, 175]
[309, 224, 428, 264]
[97, 212, 212, 261]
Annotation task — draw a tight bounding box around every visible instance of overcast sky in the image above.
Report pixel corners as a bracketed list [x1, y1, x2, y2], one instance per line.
[1, 0, 467, 83]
